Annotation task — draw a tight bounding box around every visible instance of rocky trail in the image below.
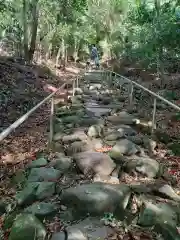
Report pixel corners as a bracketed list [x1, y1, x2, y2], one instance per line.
[1, 70, 180, 240]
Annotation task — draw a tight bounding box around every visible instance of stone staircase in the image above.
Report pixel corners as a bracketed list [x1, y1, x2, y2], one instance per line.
[3, 71, 180, 240]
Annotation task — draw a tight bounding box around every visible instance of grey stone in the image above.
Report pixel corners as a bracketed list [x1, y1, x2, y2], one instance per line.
[24, 202, 58, 217]
[70, 217, 113, 240]
[50, 156, 72, 171]
[126, 135, 144, 145]
[89, 84, 102, 90]
[74, 87, 83, 95]
[60, 182, 131, 217]
[54, 130, 87, 143]
[73, 151, 116, 176]
[27, 157, 48, 168]
[8, 214, 46, 240]
[0, 200, 7, 215]
[67, 227, 88, 240]
[51, 232, 66, 240]
[143, 137, 157, 154]
[124, 156, 160, 178]
[28, 167, 61, 182]
[66, 141, 93, 155]
[91, 138, 104, 149]
[138, 202, 178, 227]
[155, 184, 180, 202]
[104, 131, 123, 141]
[15, 182, 39, 206]
[11, 170, 26, 185]
[117, 125, 137, 136]
[85, 101, 111, 117]
[155, 222, 180, 240]
[87, 124, 104, 138]
[107, 111, 136, 125]
[109, 139, 138, 161]
[36, 182, 56, 200]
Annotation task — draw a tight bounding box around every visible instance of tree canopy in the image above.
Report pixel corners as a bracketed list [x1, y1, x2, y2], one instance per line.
[0, 0, 179, 72]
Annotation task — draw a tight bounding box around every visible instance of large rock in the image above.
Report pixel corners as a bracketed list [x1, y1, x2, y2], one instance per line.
[117, 125, 137, 136]
[85, 101, 111, 117]
[154, 184, 180, 202]
[0, 200, 7, 216]
[24, 202, 58, 218]
[66, 141, 93, 155]
[87, 124, 104, 138]
[143, 137, 157, 154]
[78, 117, 100, 127]
[60, 115, 81, 124]
[69, 217, 114, 240]
[49, 155, 72, 171]
[15, 182, 39, 206]
[74, 87, 83, 95]
[51, 232, 66, 240]
[36, 182, 56, 200]
[104, 131, 123, 141]
[54, 130, 87, 143]
[109, 139, 138, 161]
[8, 214, 46, 240]
[138, 202, 177, 227]
[124, 156, 160, 178]
[138, 202, 180, 240]
[126, 135, 144, 145]
[27, 157, 48, 168]
[65, 228, 87, 240]
[89, 84, 102, 90]
[91, 138, 104, 149]
[28, 167, 61, 182]
[11, 170, 26, 186]
[60, 182, 131, 217]
[73, 151, 116, 176]
[155, 222, 180, 240]
[107, 111, 136, 125]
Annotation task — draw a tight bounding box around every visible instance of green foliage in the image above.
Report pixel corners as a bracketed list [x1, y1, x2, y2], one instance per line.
[0, 0, 180, 69]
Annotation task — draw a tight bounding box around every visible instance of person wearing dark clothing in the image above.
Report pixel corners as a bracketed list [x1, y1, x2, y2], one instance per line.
[90, 44, 99, 68]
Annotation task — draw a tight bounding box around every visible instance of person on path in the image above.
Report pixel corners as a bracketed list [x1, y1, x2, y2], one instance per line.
[90, 44, 100, 69]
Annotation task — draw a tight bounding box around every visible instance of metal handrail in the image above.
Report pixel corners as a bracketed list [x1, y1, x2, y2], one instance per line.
[1, 67, 180, 143]
[97, 68, 180, 134]
[93, 69, 180, 112]
[0, 76, 79, 143]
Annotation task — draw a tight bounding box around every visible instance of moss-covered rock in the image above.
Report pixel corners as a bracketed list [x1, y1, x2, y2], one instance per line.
[168, 142, 180, 156]
[27, 157, 48, 168]
[155, 130, 171, 144]
[87, 124, 104, 138]
[15, 182, 39, 206]
[9, 214, 46, 240]
[24, 202, 58, 218]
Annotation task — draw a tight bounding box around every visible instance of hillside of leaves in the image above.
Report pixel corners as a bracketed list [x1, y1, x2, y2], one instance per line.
[0, 56, 67, 131]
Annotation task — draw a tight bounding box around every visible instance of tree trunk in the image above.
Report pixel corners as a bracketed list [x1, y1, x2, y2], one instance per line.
[22, 0, 29, 62]
[46, 43, 52, 60]
[73, 40, 79, 62]
[28, 0, 39, 63]
[154, 0, 166, 87]
[56, 46, 61, 67]
[61, 38, 66, 70]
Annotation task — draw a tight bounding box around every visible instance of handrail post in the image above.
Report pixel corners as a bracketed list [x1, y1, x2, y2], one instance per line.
[73, 79, 75, 96]
[48, 96, 54, 149]
[151, 98, 157, 135]
[108, 71, 112, 87]
[129, 81, 134, 106]
[114, 73, 116, 84]
[106, 71, 108, 83]
[76, 76, 79, 88]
